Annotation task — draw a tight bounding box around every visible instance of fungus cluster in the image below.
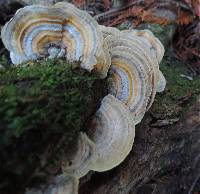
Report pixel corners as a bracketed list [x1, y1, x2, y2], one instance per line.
[1, 2, 166, 194]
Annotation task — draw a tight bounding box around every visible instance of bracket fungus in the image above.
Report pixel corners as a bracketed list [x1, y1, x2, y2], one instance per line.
[1, 3, 166, 194]
[102, 28, 166, 124]
[62, 133, 97, 179]
[88, 94, 135, 172]
[129, 29, 165, 64]
[61, 95, 135, 176]
[124, 30, 166, 93]
[99, 25, 121, 38]
[1, 2, 111, 78]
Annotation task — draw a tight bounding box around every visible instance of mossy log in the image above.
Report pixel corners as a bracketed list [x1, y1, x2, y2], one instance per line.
[0, 4, 200, 192]
[0, 59, 105, 194]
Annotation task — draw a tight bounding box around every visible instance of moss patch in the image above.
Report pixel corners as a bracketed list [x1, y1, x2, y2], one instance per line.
[0, 59, 100, 193]
[0, 54, 10, 68]
[151, 49, 200, 121]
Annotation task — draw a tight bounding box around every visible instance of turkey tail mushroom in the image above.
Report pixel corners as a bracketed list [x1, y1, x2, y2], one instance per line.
[128, 29, 165, 64]
[62, 133, 97, 179]
[102, 28, 165, 124]
[124, 29, 166, 93]
[61, 95, 135, 173]
[1, 3, 111, 78]
[157, 70, 167, 93]
[105, 33, 153, 124]
[99, 25, 121, 38]
[54, 2, 111, 78]
[88, 94, 135, 172]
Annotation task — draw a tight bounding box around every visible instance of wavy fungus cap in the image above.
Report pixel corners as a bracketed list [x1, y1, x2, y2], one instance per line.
[101, 27, 166, 124]
[1, 2, 110, 78]
[124, 29, 165, 64]
[99, 25, 121, 38]
[58, 95, 135, 176]
[62, 133, 97, 179]
[104, 34, 153, 124]
[88, 94, 135, 172]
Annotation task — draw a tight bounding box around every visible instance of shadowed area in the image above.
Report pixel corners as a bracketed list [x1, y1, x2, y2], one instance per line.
[0, 59, 106, 194]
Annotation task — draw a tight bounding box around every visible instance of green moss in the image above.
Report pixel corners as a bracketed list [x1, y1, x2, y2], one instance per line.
[0, 59, 100, 193]
[137, 24, 200, 120]
[116, 21, 130, 30]
[151, 49, 200, 119]
[0, 54, 10, 68]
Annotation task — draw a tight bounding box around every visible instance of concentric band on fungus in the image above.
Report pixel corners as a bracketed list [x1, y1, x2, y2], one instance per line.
[1, 3, 111, 78]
